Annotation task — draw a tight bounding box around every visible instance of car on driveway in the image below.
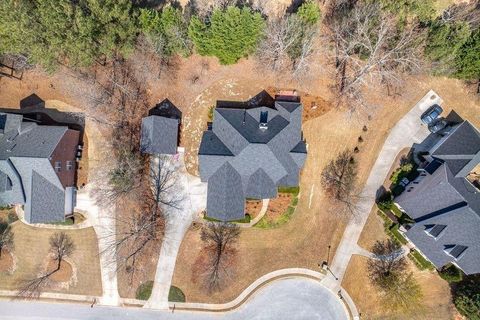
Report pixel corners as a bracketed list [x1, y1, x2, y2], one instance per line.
[421, 104, 443, 125]
[428, 118, 448, 133]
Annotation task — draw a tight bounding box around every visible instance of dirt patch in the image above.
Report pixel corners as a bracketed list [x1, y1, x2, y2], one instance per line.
[0, 249, 14, 273]
[342, 255, 454, 320]
[245, 200, 262, 218]
[264, 193, 292, 221]
[46, 259, 73, 283]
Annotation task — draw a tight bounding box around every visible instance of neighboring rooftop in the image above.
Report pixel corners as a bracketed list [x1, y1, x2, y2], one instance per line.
[0, 112, 79, 224]
[199, 94, 307, 221]
[141, 115, 179, 155]
[396, 120, 480, 275]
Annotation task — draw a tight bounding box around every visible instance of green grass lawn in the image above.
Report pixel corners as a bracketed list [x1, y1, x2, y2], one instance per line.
[168, 285, 186, 302]
[409, 250, 435, 271]
[136, 282, 186, 302]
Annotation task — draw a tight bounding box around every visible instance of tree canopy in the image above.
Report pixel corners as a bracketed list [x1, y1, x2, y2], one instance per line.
[425, 20, 471, 75]
[455, 29, 480, 80]
[139, 6, 191, 57]
[0, 0, 138, 71]
[188, 6, 265, 65]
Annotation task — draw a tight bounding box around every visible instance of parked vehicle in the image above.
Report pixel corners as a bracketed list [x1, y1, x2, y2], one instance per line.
[428, 118, 448, 133]
[421, 104, 443, 125]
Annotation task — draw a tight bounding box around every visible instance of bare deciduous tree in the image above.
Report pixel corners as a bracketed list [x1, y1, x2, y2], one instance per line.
[321, 150, 359, 216]
[367, 239, 406, 284]
[324, 1, 424, 111]
[0, 222, 14, 259]
[200, 222, 240, 291]
[17, 232, 75, 299]
[49, 232, 75, 271]
[256, 15, 319, 78]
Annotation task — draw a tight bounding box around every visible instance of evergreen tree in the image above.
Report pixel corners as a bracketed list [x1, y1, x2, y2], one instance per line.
[425, 20, 471, 75]
[455, 29, 480, 81]
[297, 0, 321, 25]
[188, 6, 265, 65]
[377, 0, 435, 24]
[0, 0, 138, 71]
[139, 6, 191, 57]
[454, 278, 480, 320]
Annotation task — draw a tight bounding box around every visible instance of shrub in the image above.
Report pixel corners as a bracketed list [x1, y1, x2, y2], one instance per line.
[439, 264, 463, 283]
[377, 191, 393, 211]
[454, 277, 480, 320]
[136, 281, 154, 300]
[168, 285, 186, 302]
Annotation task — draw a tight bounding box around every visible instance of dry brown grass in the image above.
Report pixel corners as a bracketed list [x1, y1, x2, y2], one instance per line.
[0, 221, 102, 296]
[0, 249, 13, 273]
[342, 255, 454, 320]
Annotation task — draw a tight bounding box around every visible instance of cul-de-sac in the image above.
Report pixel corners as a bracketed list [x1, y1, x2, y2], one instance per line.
[0, 0, 479, 319]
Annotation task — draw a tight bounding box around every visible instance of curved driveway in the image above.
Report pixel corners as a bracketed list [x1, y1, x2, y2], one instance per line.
[0, 278, 347, 320]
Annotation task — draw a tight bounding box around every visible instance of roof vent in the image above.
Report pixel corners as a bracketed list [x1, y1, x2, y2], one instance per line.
[259, 111, 268, 131]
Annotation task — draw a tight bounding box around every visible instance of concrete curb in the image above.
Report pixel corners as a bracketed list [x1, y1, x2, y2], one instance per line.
[129, 268, 356, 319]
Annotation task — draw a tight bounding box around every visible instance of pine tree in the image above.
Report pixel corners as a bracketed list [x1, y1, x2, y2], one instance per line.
[454, 29, 480, 81]
[188, 7, 265, 65]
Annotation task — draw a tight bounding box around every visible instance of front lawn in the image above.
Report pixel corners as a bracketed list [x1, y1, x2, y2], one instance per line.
[0, 220, 102, 296]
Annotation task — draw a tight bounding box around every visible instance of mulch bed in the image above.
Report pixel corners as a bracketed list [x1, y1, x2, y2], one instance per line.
[265, 193, 293, 220]
[245, 200, 262, 218]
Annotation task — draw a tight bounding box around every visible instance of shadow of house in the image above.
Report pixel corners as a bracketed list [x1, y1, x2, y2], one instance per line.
[216, 90, 276, 110]
[0, 106, 85, 145]
[20, 94, 45, 109]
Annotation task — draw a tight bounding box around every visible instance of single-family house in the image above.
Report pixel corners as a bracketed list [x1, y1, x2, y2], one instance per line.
[198, 96, 307, 221]
[0, 112, 80, 223]
[396, 120, 480, 275]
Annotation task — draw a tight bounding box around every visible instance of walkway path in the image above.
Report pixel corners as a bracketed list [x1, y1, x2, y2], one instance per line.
[322, 90, 441, 303]
[75, 188, 120, 306]
[144, 150, 207, 309]
[239, 199, 269, 228]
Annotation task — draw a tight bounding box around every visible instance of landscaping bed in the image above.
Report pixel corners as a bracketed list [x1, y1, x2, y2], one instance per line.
[46, 259, 73, 283]
[245, 200, 262, 218]
[135, 281, 186, 302]
[255, 187, 299, 229]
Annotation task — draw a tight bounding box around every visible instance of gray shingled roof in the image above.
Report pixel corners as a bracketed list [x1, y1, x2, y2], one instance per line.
[397, 120, 480, 274]
[141, 116, 179, 155]
[0, 112, 76, 223]
[432, 121, 480, 156]
[405, 206, 480, 275]
[199, 99, 306, 221]
[206, 162, 245, 221]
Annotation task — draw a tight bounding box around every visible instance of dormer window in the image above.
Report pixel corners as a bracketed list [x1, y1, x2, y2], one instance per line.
[444, 245, 468, 260]
[55, 161, 62, 172]
[66, 161, 73, 171]
[259, 111, 268, 130]
[424, 224, 446, 239]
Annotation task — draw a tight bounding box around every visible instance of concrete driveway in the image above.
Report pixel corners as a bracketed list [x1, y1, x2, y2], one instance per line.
[0, 278, 348, 320]
[145, 149, 207, 309]
[322, 90, 441, 296]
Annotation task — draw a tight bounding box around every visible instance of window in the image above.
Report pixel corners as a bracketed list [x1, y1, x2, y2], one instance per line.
[54, 161, 61, 172]
[66, 161, 73, 171]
